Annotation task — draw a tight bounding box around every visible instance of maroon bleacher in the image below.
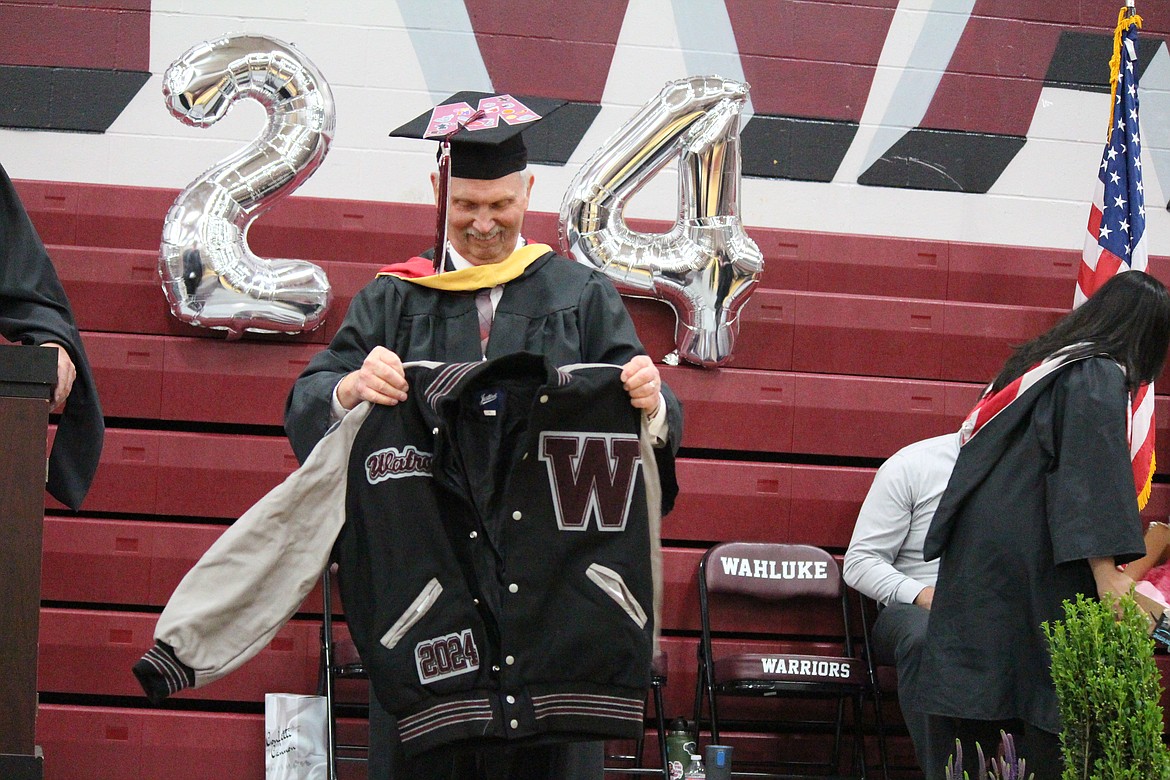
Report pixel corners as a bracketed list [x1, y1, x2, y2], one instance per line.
[21, 179, 1170, 780]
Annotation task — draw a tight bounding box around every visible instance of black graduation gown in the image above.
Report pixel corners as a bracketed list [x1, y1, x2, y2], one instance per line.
[284, 250, 683, 464]
[0, 162, 103, 510]
[915, 358, 1145, 733]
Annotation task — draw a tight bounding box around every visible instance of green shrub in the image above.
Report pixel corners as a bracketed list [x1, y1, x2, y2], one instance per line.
[1043, 592, 1170, 780]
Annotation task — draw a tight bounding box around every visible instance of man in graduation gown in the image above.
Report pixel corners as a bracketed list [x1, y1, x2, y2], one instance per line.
[914, 357, 1146, 778]
[0, 161, 103, 510]
[284, 93, 682, 780]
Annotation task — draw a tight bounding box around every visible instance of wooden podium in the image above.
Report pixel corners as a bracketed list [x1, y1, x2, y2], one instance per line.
[0, 344, 55, 780]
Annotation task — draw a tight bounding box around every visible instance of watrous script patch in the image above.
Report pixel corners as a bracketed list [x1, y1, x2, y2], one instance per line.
[366, 445, 433, 484]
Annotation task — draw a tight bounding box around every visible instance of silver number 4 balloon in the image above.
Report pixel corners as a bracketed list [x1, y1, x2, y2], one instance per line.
[160, 34, 334, 338]
[560, 76, 764, 368]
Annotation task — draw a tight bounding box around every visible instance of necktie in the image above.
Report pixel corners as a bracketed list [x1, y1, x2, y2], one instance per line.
[476, 288, 494, 356]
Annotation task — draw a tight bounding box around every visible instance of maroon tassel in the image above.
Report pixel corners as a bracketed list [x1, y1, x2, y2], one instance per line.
[433, 141, 451, 272]
[432, 108, 485, 273]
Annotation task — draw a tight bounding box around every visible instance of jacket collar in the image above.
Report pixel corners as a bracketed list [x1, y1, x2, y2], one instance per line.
[406, 352, 572, 414]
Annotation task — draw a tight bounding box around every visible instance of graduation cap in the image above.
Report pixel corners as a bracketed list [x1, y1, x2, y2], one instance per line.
[389, 91, 567, 180]
[391, 92, 566, 270]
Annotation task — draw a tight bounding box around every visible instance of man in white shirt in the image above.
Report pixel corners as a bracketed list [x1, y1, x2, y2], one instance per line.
[843, 432, 959, 779]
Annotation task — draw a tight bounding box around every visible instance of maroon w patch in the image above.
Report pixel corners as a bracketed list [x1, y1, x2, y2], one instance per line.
[538, 432, 642, 532]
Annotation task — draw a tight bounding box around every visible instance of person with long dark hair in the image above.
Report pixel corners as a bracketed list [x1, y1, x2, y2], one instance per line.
[913, 270, 1170, 780]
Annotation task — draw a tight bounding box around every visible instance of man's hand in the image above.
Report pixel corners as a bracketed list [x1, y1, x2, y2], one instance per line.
[336, 346, 409, 409]
[620, 355, 662, 415]
[43, 342, 75, 411]
[913, 586, 935, 610]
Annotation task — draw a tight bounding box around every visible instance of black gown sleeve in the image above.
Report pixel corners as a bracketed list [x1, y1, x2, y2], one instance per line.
[578, 272, 683, 452]
[1045, 358, 1145, 566]
[0, 163, 104, 510]
[284, 279, 394, 463]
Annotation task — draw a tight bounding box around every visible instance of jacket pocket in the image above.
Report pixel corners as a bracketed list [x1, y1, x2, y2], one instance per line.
[381, 577, 443, 649]
[586, 563, 647, 629]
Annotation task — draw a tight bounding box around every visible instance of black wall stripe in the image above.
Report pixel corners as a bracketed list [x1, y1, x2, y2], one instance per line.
[0, 65, 151, 134]
[1045, 30, 1164, 93]
[740, 115, 858, 182]
[858, 129, 1026, 194]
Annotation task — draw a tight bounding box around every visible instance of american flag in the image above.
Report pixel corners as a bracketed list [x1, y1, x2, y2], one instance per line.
[1076, 7, 1153, 507]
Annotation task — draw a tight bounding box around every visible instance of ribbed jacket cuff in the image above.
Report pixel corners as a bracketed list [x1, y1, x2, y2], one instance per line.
[133, 641, 195, 705]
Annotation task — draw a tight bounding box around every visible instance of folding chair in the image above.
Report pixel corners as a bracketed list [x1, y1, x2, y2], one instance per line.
[857, 595, 919, 778]
[604, 648, 671, 778]
[318, 564, 369, 780]
[692, 542, 889, 779]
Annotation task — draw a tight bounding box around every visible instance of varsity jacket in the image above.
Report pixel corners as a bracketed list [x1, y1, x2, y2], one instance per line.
[133, 353, 676, 759]
[338, 352, 675, 756]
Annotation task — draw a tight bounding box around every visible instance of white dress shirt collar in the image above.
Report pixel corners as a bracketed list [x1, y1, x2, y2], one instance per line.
[446, 235, 526, 270]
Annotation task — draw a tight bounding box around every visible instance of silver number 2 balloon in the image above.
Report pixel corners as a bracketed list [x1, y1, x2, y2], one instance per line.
[560, 76, 763, 367]
[160, 34, 334, 337]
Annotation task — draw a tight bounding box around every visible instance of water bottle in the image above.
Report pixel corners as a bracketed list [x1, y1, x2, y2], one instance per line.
[683, 753, 706, 779]
[664, 717, 696, 780]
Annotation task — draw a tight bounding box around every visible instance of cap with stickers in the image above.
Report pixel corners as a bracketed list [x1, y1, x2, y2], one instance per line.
[389, 91, 567, 180]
